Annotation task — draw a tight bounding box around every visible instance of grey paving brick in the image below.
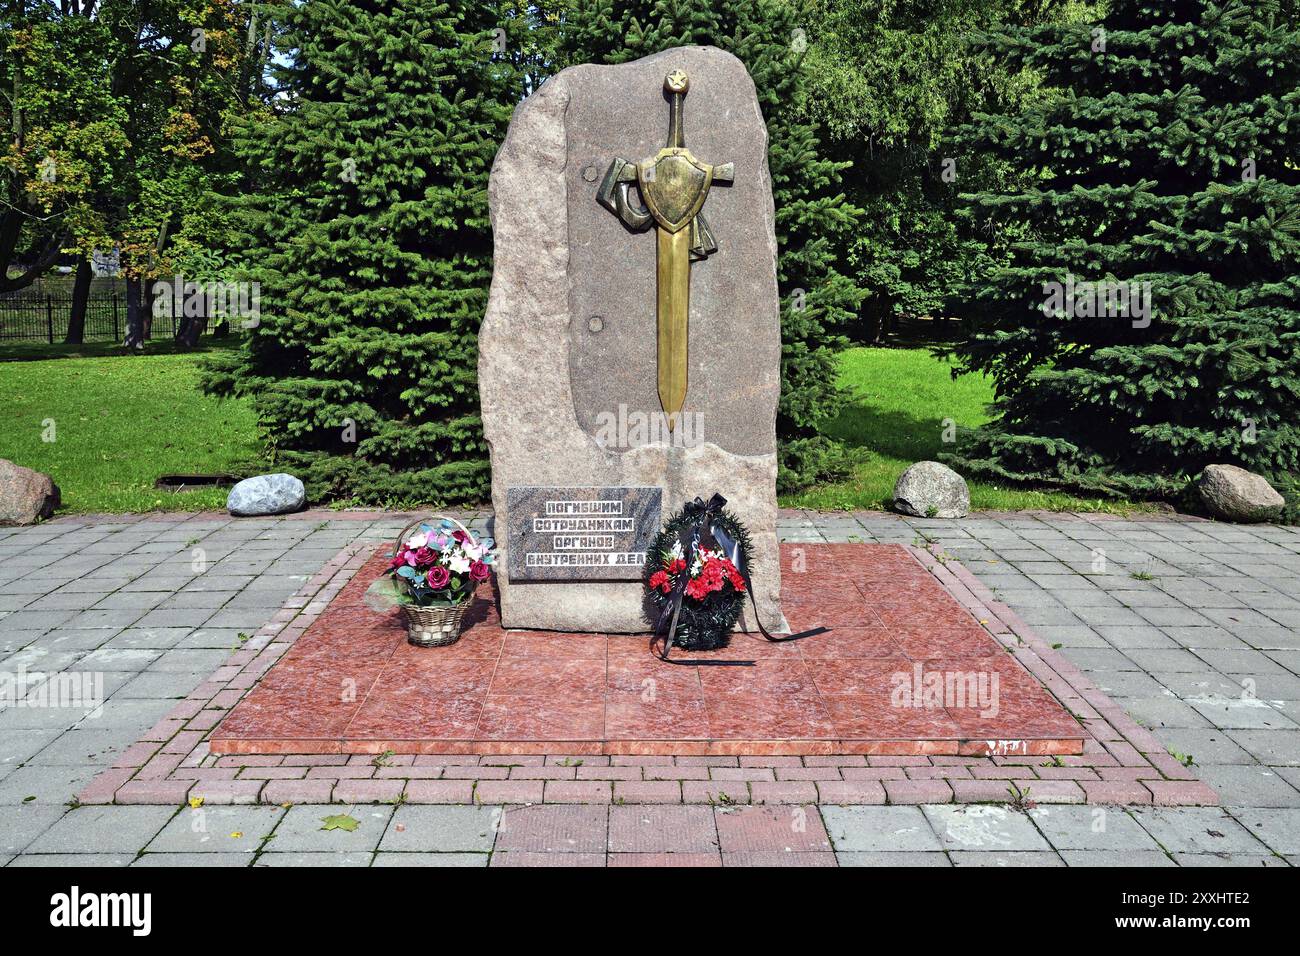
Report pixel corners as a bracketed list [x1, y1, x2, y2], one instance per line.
[254, 851, 372, 867]
[102, 627, 192, 650]
[1028, 806, 1163, 852]
[1120, 696, 1215, 730]
[90, 592, 168, 611]
[1124, 648, 1219, 673]
[135, 608, 215, 629]
[269, 805, 394, 852]
[1194, 648, 1293, 676]
[835, 850, 951, 866]
[922, 805, 1051, 852]
[1129, 807, 1266, 855]
[1194, 766, 1300, 808]
[1171, 852, 1287, 866]
[131, 853, 251, 867]
[0, 701, 91, 731]
[1185, 694, 1298, 731]
[1073, 606, 1149, 627]
[949, 850, 1064, 866]
[147, 805, 284, 853]
[1225, 729, 1300, 766]
[372, 852, 489, 867]
[26, 805, 175, 855]
[1136, 607, 1216, 627]
[113, 670, 209, 699]
[147, 649, 231, 673]
[69, 647, 161, 671]
[0, 729, 62, 768]
[822, 806, 943, 853]
[1088, 670, 1169, 697]
[1059, 850, 1175, 867]
[1157, 728, 1255, 766]
[0, 804, 68, 854]
[76, 698, 176, 731]
[63, 609, 144, 629]
[377, 805, 501, 853]
[1093, 625, 1178, 650]
[9, 853, 134, 866]
[1059, 647, 1138, 671]
[1163, 627, 1249, 650]
[23, 728, 141, 764]
[1228, 807, 1300, 855]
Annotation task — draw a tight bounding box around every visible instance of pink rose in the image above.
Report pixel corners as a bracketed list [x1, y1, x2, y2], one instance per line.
[469, 560, 490, 583]
[427, 565, 451, 589]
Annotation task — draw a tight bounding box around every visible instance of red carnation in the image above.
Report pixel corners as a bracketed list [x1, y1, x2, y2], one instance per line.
[648, 570, 668, 591]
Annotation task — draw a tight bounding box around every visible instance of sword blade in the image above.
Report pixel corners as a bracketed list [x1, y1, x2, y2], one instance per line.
[656, 226, 691, 430]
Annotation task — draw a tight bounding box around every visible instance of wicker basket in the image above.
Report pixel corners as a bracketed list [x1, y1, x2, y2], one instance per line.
[401, 601, 470, 647]
[393, 515, 477, 648]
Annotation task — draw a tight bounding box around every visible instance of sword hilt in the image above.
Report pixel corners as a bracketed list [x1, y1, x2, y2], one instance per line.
[664, 69, 688, 149]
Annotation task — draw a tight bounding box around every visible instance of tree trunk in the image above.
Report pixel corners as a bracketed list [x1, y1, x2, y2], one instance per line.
[174, 293, 209, 348]
[64, 258, 92, 344]
[122, 276, 146, 350]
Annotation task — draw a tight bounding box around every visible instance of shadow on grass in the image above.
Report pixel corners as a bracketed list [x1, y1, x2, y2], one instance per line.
[823, 403, 953, 463]
[0, 339, 240, 362]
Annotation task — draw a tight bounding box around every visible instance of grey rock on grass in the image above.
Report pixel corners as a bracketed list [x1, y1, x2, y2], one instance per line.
[1196, 464, 1284, 523]
[893, 460, 970, 519]
[226, 474, 305, 517]
[0, 458, 61, 525]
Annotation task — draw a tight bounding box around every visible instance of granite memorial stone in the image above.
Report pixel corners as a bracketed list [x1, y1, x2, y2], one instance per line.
[479, 46, 785, 633]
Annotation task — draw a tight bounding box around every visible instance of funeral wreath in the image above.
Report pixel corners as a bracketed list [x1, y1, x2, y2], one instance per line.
[644, 495, 754, 651]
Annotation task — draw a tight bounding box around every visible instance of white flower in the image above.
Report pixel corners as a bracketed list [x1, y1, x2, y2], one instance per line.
[447, 553, 470, 574]
[407, 531, 428, 549]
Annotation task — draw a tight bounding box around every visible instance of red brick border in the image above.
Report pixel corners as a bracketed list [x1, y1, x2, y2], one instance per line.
[76, 539, 1217, 808]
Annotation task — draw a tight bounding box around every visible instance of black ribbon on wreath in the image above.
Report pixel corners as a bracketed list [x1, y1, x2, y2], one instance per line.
[652, 493, 827, 665]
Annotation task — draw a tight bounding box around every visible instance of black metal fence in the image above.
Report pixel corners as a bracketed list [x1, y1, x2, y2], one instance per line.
[0, 280, 185, 344]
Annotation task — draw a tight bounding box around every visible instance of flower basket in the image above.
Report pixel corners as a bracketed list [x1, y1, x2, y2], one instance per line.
[386, 515, 496, 648]
[401, 601, 470, 648]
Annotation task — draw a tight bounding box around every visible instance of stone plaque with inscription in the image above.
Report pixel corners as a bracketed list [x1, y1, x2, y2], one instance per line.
[506, 486, 661, 581]
[479, 46, 786, 634]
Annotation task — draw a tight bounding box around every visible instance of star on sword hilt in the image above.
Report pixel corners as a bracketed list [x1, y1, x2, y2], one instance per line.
[595, 69, 734, 429]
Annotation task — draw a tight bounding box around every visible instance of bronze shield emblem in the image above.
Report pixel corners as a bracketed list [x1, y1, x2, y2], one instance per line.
[638, 149, 712, 233]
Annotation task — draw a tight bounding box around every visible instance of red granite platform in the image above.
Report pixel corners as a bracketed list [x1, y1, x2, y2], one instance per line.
[208, 544, 1084, 757]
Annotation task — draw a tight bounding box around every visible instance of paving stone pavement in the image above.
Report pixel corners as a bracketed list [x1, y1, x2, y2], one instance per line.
[1, 510, 1297, 866]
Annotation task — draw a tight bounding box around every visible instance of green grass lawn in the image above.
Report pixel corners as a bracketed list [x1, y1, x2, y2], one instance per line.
[782, 346, 1140, 513]
[0, 349, 262, 513]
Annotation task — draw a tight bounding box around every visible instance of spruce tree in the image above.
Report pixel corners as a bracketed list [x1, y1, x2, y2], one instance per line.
[944, 0, 1300, 504]
[555, 0, 868, 491]
[204, 0, 516, 505]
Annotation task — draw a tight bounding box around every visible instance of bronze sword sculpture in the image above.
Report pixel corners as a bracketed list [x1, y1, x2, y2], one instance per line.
[596, 69, 733, 431]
